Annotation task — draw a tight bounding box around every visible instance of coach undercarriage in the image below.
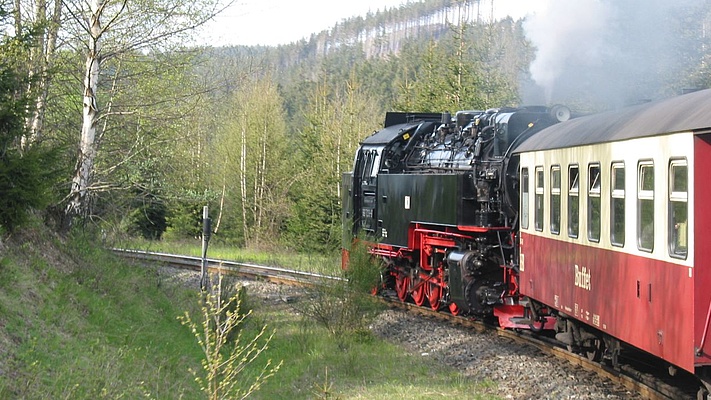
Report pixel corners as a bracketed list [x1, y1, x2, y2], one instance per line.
[554, 313, 610, 362]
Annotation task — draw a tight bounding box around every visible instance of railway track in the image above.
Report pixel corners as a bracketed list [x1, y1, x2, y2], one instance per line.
[114, 248, 698, 399]
[112, 248, 342, 286]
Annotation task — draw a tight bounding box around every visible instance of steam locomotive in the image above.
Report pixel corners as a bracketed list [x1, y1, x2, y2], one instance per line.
[341, 89, 711, 395]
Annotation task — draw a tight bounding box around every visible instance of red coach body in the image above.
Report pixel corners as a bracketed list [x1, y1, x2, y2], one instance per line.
[516, 91, 711, 375]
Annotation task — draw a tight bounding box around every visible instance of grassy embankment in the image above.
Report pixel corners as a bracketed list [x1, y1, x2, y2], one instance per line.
[0, 224, 499, 399]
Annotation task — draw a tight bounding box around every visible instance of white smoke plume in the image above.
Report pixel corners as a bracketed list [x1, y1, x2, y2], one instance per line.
[522, 0, 705, 110]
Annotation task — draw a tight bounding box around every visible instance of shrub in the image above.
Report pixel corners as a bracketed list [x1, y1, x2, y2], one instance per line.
[178, 273, 282, 399]
[292, 240, 382, 336]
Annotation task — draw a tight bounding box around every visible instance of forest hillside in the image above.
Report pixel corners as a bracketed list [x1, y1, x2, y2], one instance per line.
[2, 0, 710, 252]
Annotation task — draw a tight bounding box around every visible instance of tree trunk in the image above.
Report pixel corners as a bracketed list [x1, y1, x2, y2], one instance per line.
[21, 0, 63, 151]
[214, 179, 226, 234]
[239, 122, 249, 242]
[13, 0, 21, 34]
[65, 0, 103, 225]
[256, 119, 267, 236]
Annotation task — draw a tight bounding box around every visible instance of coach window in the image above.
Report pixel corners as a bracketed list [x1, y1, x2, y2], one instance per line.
[611, 163, 625, 247]
[638, 161, 655, 252]
[588, 163, 601, 242]
[568, 165, 579, 238]
[669, 159, 688, 258]
[550, 166, 561, 234]
[535, 167, 544, 231]
[521, 168, 530, 230]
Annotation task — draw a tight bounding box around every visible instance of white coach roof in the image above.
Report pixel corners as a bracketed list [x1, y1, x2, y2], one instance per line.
[515, 88, 711, 153]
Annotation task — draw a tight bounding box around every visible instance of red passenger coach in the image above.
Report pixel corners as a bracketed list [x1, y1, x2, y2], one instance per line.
[515, 89, 711, 381]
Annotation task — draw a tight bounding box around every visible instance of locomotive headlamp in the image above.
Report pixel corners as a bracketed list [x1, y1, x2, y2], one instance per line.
[550, 104, 571, 122]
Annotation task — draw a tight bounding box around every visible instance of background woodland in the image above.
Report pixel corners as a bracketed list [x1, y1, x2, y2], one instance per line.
[3, 0, 711, 252]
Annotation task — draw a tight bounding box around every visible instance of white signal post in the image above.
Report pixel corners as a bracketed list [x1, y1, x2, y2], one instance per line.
[201, 206, 211, 291]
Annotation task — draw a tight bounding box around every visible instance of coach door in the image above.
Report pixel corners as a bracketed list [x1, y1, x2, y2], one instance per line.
[694, 133, 711, 368]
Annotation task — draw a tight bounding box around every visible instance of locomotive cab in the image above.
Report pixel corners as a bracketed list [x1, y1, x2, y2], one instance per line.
[343, 112, 443, 246]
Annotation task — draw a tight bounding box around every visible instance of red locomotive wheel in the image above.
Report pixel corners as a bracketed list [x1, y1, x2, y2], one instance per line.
[448, 302, 460, 316]
[427, 282, 442, 311]
[395, 274, 410, 301]
[412, 281, 427, 306]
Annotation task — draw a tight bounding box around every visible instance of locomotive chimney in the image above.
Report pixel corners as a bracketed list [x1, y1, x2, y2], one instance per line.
[441, 112, 451, 126]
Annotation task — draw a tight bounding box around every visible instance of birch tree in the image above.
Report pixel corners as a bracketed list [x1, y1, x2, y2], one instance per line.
[11, 0, 64, 150]
[60, 0, 227, 227]
[213, 75, 290, 246]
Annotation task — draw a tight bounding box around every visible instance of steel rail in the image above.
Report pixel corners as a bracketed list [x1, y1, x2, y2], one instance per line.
[112, 248, 344, 286]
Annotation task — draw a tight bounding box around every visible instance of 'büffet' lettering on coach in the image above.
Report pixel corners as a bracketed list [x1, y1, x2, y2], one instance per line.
[574, 264, 591, 291]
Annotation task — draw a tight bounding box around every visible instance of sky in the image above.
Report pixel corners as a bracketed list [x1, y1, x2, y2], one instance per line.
[199, 0, 546, 47]
[197, 0, 703, 108]
[520, 0, 704, 106]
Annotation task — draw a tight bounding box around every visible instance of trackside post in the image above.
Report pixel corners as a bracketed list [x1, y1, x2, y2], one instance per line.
[200, 205, 211, 291]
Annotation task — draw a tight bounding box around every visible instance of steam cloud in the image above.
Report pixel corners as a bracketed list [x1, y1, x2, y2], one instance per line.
[522, 0, 706, 110]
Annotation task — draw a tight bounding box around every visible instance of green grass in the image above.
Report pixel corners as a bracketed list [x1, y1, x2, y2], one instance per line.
[0, 225, 500, 399]
[0, 228, 204, 399]
[116, 237, 342, 276]
[246, 302, 500, 399]
[241, 240, 500, 399]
